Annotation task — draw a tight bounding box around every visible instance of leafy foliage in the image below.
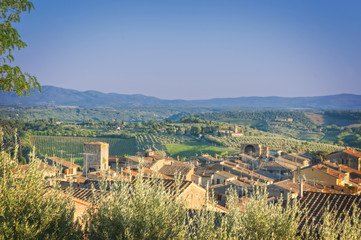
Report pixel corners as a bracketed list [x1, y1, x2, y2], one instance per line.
[85, 176, 187, 240]
[85, 177, 361, 240]
[0, 0, 40, 95]
[0, 149, 80, 239]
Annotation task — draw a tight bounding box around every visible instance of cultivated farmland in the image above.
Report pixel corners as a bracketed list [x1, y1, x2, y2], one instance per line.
[165, 142, 238, 159]
[31, 136, 137, 158]
[204, 135, 343, 153]
[135, 134, 193, 152]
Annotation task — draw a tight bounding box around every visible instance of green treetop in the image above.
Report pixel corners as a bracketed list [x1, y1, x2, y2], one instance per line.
[0, 0, 40, 96]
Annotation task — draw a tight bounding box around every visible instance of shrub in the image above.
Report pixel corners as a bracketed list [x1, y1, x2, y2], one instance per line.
[0, 150, 81, 239]
[85, 174, 188, 240]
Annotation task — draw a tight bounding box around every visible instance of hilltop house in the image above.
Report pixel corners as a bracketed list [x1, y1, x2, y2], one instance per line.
[327, 148, 361, 171]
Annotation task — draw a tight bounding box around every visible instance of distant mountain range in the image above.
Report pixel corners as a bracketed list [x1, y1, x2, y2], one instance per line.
[1, 85, 361, 110]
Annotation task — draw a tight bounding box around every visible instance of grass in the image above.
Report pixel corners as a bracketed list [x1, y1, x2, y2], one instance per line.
[165, 142, 237, 159]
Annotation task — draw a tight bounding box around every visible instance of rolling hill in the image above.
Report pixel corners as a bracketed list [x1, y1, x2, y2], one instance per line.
[1, 85, 361, 110]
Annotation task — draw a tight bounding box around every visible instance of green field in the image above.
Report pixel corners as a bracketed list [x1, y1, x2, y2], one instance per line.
[31, 136, 137, 159]
[165, 142, 237, 159]
[136, 134, 194, 152]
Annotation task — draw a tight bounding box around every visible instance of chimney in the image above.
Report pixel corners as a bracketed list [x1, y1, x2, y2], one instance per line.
[299, 180, 304, 198]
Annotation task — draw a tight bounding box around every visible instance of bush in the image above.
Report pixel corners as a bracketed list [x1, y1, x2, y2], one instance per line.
[85, 175, 188, 240]
[0, 150, 81, 239]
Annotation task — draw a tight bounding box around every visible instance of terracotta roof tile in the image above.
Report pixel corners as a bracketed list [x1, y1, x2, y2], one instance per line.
[299, 192, 361, 231]
[343, 148, 361, 158]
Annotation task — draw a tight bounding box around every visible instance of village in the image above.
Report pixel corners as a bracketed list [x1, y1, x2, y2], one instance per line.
[34, 141, 361, 224]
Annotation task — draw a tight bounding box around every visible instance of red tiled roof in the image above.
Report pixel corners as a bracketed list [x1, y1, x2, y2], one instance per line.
[339, 164, 361, 175]
[343, 148, 361, 158]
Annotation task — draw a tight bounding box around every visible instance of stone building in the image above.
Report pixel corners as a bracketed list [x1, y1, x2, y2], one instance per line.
[327, 148, 361, 171]
[300, 164, 350, 189]
[239, 143, 269, 158]
[83, 142, 109, 173]
[212, 171, 238, 185]
[46, 156, 80, 176]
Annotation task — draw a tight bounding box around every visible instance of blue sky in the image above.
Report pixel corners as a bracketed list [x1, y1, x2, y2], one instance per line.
[12, 0, 361, 99]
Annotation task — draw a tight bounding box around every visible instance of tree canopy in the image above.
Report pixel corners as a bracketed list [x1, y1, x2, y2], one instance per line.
[0, 0, 40, 96]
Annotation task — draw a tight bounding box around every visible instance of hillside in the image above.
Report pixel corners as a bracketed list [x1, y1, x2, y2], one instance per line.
[1, 86, 361, 109]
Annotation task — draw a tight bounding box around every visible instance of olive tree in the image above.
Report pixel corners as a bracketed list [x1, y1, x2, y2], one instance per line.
[0, 147, 81, 239]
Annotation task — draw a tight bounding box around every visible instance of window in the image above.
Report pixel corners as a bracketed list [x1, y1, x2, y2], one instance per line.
[217, 179, 220, 184]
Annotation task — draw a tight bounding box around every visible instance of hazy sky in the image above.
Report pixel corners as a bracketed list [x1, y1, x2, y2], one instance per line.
[12, 0, 361, 99]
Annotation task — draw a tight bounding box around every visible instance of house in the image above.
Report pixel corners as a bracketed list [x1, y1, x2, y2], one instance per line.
[158, 162, 194, 181]
[238, 153, 260, 168]
[46, 156, 80, 176]
[122, 168, 173, 179]
[300, 164, 350, 191]
[228, 166, 274, 185]
[266, 179, 317, 199]
[108, 155, 167, 171]
[108, 156, 129, 170]
[258, 161, 293, 179]
[196, 154, 221, 165]
[338, 164, 361, 184]
[192, 168, 215, 187]
[277, 153, 311, 169]
[210, 180, 251, 204]
[212, 171, 238, 185]
[327, 148, 361, 171]
[222, 159, 250, 169]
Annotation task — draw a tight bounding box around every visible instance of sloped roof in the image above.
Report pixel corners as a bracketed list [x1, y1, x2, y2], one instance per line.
[260, 161, 291, 171]
[343, 148, 361, 158]
[232, 166, 274, 183]
[194, 167, 215, 177]
[64, 187, 109, 202]
[84, 142, 109, 146]
[67, 178, 194, 202]
[47, 156, 80, 169]
[299, 191, 361, 231]
[122, 168, 173, 179]
[159, 164, 193, 177]
[215, 171, 238, 179]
